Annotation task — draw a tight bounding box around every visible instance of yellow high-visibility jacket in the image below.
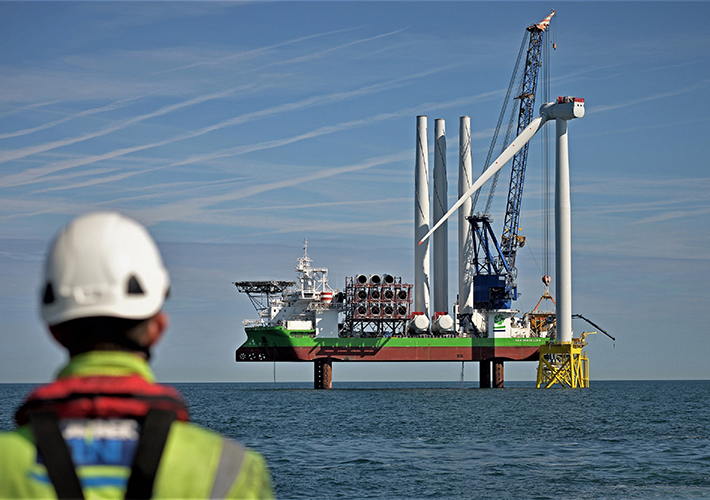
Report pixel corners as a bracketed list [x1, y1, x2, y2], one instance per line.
[0, 351, 274, 499]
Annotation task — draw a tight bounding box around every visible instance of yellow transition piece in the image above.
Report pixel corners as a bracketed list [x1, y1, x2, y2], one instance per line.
[536, 332, 595, 388]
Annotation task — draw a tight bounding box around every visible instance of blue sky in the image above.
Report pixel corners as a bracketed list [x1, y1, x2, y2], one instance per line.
[1, 2, 709, 383]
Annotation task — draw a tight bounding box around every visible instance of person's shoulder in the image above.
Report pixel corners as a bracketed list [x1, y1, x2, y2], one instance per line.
[0, 426, 34, 454]
[169, 419, 223, 445]
[226, 443, 274, 500]
[167, 420, 270, 475]
[0, 426, 43, 495]
[159, 421, 274, 499]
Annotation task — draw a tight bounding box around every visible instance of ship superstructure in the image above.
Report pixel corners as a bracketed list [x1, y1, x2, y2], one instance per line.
[235, 240, 552, 342]
[234, 241, 343, 338]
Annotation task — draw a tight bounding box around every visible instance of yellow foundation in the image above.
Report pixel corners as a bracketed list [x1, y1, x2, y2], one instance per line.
[536, 333, 594, 388]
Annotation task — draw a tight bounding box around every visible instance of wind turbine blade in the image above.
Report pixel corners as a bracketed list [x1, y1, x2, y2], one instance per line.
[419, 114, 548, 245]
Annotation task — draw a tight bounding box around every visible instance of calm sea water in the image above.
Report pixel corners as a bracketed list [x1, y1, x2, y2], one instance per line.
[2, 380, 709, 499]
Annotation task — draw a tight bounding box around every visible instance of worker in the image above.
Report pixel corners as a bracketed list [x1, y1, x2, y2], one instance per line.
[0, 212, 274, 499]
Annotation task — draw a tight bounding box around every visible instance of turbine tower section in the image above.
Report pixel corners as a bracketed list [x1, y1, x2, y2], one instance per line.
[458, 116, 474, 330]
[433, 118, 448, 316]
[555, 115, 573, 343]
[414, 115, 431, 328]
[547, 97, 585, 343]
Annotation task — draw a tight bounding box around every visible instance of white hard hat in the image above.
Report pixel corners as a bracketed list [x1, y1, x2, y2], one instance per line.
[40, 212, 170, 326]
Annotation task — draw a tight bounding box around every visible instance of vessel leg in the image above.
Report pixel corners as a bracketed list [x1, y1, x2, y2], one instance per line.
[314, 359, 333, 390]
[479, 360, 491, 389]
[493, 360, 504, 388]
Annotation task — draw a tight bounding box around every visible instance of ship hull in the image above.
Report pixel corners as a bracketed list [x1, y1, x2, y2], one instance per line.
[236, 326, 546, 362]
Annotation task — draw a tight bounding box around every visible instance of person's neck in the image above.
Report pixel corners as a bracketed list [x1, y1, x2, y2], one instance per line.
[70, 346, 148, 360]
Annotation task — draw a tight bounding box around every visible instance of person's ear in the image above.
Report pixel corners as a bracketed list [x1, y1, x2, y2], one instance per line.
[145, 312, 169, 347]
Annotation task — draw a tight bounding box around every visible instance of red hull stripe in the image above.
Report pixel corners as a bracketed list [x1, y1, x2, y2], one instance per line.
[236, 346, 540, 362]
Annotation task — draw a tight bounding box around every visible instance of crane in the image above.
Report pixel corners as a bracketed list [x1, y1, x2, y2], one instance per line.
[500, 10, 555, 284]
[461, 11, 555, 315]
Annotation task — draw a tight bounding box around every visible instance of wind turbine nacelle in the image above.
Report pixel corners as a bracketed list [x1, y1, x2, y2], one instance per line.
[541, 96, 585, 121]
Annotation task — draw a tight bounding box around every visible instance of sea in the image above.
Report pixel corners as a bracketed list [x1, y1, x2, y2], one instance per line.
[2, 380, 709, 499]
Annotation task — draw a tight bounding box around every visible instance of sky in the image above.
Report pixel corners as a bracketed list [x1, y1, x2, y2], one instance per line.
[1, 1, 709, 384]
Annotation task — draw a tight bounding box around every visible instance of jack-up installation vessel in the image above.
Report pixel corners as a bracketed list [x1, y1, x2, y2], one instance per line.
[234, 11, 611, 388]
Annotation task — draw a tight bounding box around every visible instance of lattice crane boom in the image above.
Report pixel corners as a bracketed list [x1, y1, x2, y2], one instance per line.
[501, 10, 554, 284]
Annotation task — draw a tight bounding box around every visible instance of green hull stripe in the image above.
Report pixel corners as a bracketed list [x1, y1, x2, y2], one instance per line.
[243, 327, 547, 348]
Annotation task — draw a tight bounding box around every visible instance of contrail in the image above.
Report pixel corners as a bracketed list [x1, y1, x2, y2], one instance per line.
[254, 29, 407, 69]
[168, 81, 497, 168]
[0, 99, 64, 119]
[0, 96, 144, 140]
[0, 85, 254, 165]
[155, 27, 360, 74]
[6, 74, 495, 192]
[588, 79, 710, 114]
[135, 151, 411, 224]
[0, 68, 445, 187]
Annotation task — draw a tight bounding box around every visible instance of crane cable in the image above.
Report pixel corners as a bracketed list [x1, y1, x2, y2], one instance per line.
[541, 20, 552, 280]
[484, 93, 519, 214]
[472, 31, 528, 213]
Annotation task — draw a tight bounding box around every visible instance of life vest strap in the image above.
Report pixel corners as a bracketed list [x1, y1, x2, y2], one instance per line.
[29, 410, 176, 500]
[125, 409, 175, 500]
[29, 412, 85, 500]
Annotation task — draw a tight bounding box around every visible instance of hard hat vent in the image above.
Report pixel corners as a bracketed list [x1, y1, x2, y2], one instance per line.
[127, 275, 145, 295]
[43, 283, 55, 304]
